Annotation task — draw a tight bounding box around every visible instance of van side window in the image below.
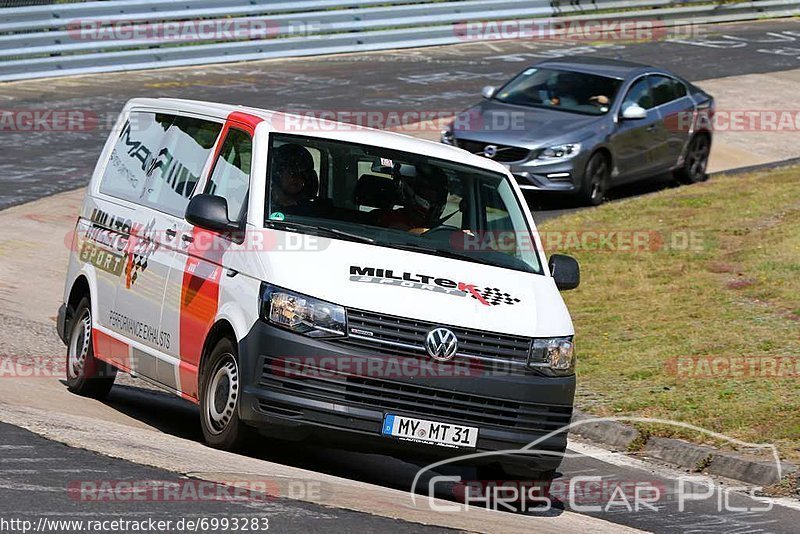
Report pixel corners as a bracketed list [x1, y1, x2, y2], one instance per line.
[99, 112, 172, 203]
[140, 116, 222, 217]
[206, 128, 252, 222]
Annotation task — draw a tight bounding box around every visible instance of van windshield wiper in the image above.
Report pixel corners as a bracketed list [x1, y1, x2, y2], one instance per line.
[267, 220, 376, 244]
[386, 242, 497, 267]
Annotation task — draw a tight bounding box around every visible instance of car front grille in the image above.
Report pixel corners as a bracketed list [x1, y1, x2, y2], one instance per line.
[259, 355, 572, 434]
[338, 308, 533, 370]
[456, 139, 530, 163]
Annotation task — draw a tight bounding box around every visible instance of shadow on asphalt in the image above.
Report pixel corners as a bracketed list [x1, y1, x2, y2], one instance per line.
[98, 383, 565, 516]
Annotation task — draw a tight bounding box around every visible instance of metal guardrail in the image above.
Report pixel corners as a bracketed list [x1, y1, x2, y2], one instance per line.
[0, 0, 798, 82]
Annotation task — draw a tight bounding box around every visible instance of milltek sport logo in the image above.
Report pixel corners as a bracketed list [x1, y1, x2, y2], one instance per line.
[349, 266, 520, 306]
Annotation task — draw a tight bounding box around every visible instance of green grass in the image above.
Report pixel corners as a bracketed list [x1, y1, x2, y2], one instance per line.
[539, 166, 800, 459]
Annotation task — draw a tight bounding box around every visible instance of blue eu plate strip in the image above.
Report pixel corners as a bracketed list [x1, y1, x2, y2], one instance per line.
[382, 414, 396, 435]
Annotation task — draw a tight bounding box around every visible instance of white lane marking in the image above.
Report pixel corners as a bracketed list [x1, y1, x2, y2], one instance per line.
[0, 458, 60, 463]
[0, 445, 34, 449]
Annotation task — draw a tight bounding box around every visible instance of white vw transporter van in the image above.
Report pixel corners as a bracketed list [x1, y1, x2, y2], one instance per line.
[58, 98, 580, 479]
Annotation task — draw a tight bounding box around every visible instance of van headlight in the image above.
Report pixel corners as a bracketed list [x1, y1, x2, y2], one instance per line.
[260, 283, 346, 338]
[528, 337, 575, 376]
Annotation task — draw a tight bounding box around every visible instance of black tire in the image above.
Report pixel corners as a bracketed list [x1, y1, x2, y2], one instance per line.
[199, 337, 254, 451]
[578, 152, 610, 206]
[675, 133, 711, 184]
[66, 297, 117, 398]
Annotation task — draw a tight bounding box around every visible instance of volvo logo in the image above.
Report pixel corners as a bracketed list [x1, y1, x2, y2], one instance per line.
[483, 145, 498, 159]
[425, 328, 458, 362]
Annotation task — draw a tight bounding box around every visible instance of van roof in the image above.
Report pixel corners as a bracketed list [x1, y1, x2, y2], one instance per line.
[126, 97, 510, 176]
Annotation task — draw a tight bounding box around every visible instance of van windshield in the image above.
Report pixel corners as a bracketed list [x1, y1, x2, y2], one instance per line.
[265, 134, 542, 274]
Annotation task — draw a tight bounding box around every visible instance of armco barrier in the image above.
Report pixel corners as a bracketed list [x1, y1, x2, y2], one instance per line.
[0, 0, 798, 82]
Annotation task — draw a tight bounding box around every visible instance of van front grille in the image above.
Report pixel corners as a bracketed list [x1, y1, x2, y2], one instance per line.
[259, 355, 572, 434]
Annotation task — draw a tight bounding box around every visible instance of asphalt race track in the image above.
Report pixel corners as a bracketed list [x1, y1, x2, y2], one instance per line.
[2, 17, 800, 533]
[2, 19, 800, 209]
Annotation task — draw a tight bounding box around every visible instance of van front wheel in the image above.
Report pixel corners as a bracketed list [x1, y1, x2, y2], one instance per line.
[66, 297, 116, 398]
[199, 338, 254, 451]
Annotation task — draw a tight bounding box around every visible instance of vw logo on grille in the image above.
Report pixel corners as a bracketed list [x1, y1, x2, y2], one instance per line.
[425, 328, 458, 362]
[483, 145, 498, 159]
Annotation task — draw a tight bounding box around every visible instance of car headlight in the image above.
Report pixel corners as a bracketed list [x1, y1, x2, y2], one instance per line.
[260, 283, 346, 338]
[536, 143, 581, 162]
[527, 337, 575, 376]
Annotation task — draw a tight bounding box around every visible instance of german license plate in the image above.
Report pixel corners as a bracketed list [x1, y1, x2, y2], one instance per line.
[382, 414, 478, 448]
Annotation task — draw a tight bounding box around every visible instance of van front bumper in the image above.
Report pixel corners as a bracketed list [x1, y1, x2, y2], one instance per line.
[237, 321, 575, 473]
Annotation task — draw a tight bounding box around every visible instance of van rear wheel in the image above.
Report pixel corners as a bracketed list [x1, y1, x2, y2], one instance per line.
[199, 338, 254, 451]
[66, 297, 116, 398]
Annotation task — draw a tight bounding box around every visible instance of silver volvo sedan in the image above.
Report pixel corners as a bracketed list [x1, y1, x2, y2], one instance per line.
[442, 56, 714, 205]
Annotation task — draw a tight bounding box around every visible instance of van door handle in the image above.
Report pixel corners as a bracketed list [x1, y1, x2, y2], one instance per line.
[181, 234, 194, 244]
[165, 228, 176, 240]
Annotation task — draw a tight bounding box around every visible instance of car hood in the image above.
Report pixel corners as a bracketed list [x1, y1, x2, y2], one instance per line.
[258, 233, 573, 338]
[454, 100, 606, 146]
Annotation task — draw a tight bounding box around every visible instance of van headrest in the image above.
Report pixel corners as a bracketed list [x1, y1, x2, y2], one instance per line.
[354, 174, 396, 209]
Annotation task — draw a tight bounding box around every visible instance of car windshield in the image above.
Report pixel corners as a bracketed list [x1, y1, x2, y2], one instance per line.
[265, 134, 542, 274]
[494, 67, 623, 116]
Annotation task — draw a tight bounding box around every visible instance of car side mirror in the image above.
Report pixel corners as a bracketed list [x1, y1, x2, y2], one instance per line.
[549, 254, 580, 291]
[185, 194, 241, 234]
[481, 85, 497, 99]
[621, 104, 647, 120]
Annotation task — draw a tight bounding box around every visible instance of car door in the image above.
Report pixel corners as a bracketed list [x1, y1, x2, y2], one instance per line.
[610, 76, 665, 182]
[161, 121, 255, 401]
[119, 112, 223, 390]
[650, 75, 695, 169]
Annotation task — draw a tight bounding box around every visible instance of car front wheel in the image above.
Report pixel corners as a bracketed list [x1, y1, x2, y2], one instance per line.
[578, 152, 610, 206]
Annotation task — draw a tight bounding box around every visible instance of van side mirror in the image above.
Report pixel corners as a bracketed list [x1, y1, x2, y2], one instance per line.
[549, 254, 580, 290]
[481, 85, 497, 99]
[185, 194, 240, 234]
[621, 104, 647, 120]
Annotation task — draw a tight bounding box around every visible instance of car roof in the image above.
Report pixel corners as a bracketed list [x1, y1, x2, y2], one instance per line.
[124, 97, 511, 176]
[533, 56, 656, 79]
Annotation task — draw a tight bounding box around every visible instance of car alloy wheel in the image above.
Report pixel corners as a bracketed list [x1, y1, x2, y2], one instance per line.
[582, 152, 609, 206]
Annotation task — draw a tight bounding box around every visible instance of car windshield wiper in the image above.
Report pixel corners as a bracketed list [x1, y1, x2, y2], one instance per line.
[267, 220, 376, 244]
